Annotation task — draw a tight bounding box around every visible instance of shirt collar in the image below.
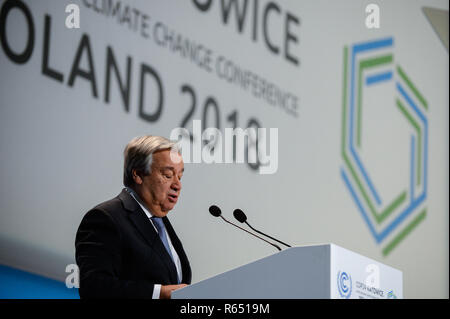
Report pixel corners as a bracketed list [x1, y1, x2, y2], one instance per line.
[125, 187, 154, 219]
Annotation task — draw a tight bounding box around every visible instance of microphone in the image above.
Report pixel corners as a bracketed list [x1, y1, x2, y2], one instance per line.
[208, 205, 281, 251]
[233, 208, 292, 248]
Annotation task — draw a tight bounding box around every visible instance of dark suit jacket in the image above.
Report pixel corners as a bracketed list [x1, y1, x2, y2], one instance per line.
[75, 189, 191, 298]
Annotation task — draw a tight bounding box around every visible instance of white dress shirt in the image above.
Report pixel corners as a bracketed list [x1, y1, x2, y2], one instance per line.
[127, 189, 183, 299]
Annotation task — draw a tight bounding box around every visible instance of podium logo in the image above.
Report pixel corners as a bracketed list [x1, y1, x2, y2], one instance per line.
[340, 37, 428, 256]
[337, 271, 352, 299]
[387, 290, 397, 299]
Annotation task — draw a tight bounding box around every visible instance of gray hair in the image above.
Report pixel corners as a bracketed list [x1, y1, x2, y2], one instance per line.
[123, 135, 179, 187]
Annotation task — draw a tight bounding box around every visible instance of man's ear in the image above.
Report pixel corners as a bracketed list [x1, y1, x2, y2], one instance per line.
[132, 169, 143, 185]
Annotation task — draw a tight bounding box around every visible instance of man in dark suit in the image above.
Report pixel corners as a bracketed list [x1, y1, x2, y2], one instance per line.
[75, 136, 191, 298]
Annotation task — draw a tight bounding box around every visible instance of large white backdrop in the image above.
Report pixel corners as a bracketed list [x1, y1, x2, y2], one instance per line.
[0, 0, 448, 298]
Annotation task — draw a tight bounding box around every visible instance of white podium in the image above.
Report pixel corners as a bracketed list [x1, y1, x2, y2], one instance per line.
[172, 244, 403, 299]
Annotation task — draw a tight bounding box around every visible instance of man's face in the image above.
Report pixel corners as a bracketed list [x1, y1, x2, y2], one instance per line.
[135, 149, 184, 217]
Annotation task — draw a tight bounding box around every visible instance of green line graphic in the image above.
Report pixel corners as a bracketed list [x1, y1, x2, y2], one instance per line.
[382, 209, 427, 256]
[341, 43, 429, 258]
[378, 191, 407, 222]
[341, 49, 405, 225]
[396, 99, 422, 186]
[397, 66, 428, 110]
[357, 54, 393, 148]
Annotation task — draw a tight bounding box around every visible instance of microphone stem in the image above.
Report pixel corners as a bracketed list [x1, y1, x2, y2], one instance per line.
[220, 216, 281, 251]
[245, 221, 291, 248]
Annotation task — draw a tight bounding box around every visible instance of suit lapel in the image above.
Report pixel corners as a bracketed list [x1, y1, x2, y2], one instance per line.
[119, 189, 178, 284]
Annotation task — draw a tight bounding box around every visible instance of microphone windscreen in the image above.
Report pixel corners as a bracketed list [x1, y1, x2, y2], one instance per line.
[233, 209, 247, 223]
[209, 205, 222, 217]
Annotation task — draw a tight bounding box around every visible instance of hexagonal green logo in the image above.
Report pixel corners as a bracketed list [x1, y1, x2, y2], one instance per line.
[340, 37, 428, 256]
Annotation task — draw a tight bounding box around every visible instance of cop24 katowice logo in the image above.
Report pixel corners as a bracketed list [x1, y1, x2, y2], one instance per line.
[340, 37, 428, 257]
[337, 271, 352, 299]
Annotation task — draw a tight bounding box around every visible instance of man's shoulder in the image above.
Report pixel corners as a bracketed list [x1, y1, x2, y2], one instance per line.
[92, 194, 123, 213]
[85, 190, 132, 220]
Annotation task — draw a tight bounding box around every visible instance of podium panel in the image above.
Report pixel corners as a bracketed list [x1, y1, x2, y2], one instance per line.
[172, 244, 403, 299]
